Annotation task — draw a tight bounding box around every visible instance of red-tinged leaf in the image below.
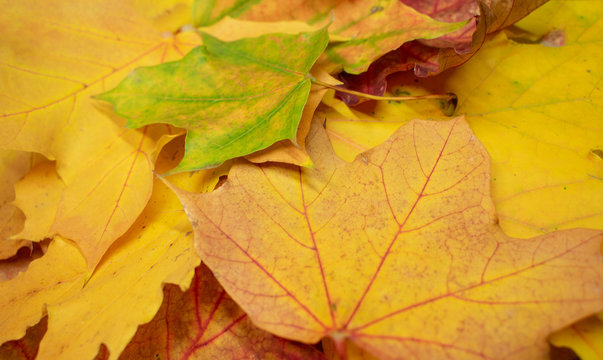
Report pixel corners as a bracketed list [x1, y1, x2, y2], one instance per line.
[336, 0, 549, 105]
[193, 0, 466, 74]
[401, 0, 478, 51]
[172, 116, 603, 359]
[118, 264, 327, 360]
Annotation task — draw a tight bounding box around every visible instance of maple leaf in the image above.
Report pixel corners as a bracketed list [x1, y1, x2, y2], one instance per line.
[196, 17, 344, 168]
[0, 0, 204, 268]
[0, 150, 34, 259]
[325, 0, 603, 239]
[336, 0, 549, 104]
[11, 162, 64, 244]
[191, 0, 338, 26]
[319, 0, 467, 74]
[98, 27, 329, 173]
[0, 153, 223, 359]
[548, 314, 603, 360]
[0, 317, 47, 360]
[117, 264, 326, 360]
[172, 116, 603, 359]
[400, 0, 478, 50]
[192, 0, 467, 74]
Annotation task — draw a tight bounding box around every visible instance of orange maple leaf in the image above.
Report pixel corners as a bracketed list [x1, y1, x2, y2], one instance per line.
[172, 116, 603, 359]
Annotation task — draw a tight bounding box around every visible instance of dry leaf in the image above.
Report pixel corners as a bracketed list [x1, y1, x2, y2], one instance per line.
[325, 0, 603, 238]
[0, 155, 222, 359]
[549, 314, 603, 360]
[119, 264, 327, 360]
[98, 27, 329, 173]
[172, 116, 603, 359]
[0, 150, 34, 259]
[1, 0, 202, 268]
[0, 317, 47, 360]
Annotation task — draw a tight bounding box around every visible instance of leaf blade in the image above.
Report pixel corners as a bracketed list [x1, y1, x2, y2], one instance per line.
[99, 28, 329, 173]
[175, 116, 603, 359]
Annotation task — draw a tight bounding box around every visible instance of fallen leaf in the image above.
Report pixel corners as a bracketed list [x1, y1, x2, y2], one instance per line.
[325, 0, 603, 238]
[0, 150, 34, 259]
[0, 317, 47, 360]
[118, 264, 327, 360]
[320, 0, 467, 74]
[323, 337, 380, 360]
[173, 116, 603, 359]
[193, 0, 466, 74]
[191, 0, 355, 29]
[198, 17, 339, 167]
[336, 0, 548, 104]
[131, 0, 194, 32]
[34, 170, 218, 360]
[0, 236, 87, 345]
[0, 146, 222, 360]
[0, 243, 46, 282]
[549, 314, 603, 360]
[198, 16, 330, 40]
[98, 27, 329, 173]
[1, 0, 204, 268]
[11, 162, 64, 243]
[397, 0, 479, 51]
[401, 0, 549, 76]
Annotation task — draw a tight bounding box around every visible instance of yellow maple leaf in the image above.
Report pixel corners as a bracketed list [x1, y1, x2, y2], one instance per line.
[0, 150, 36, 259]
[1, 0, 203, 268]
[0, 159, 223, 359]
[549, 314, 603, 360]
[324, 0, 603, 238]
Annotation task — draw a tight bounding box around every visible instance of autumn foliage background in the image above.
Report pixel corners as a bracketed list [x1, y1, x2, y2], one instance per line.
[0, 0, 602, 359]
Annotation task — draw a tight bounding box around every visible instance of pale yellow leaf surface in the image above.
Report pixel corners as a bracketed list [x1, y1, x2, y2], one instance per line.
[0, 150, 33, 259]
[1, 0, 203, 268]
[325, 0, 603, 238]
[0, 236, 87, 344]
[549, 314, 603, 360]
[12, 162, 64, 243]
[131, 0, 194, 32]
[0, 151, 223, 360]
[36, 172, 211, 360]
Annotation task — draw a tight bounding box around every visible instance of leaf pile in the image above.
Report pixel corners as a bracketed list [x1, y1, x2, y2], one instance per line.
[0, 0, 601, 359]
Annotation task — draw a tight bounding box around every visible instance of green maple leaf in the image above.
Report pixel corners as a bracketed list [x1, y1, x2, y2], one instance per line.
[97, 27, 328, 174]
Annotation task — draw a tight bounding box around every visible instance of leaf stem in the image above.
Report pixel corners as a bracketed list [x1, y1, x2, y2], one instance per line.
[310, 77, 457, 104]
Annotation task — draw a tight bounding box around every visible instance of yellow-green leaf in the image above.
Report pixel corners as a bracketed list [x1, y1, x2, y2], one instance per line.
[98, 27, 329, 173]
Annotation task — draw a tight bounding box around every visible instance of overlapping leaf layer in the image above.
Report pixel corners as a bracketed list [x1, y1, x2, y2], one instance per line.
[1, 0, 601, 359]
